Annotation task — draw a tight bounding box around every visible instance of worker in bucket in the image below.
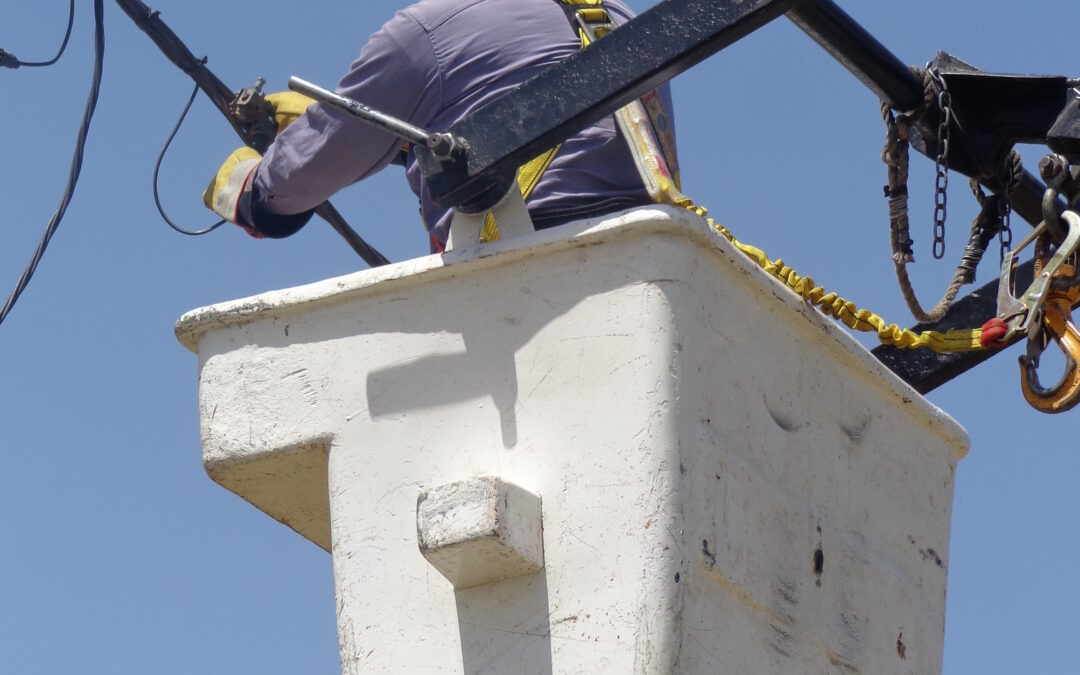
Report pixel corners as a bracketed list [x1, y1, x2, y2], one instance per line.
[203, 0, 677, 252]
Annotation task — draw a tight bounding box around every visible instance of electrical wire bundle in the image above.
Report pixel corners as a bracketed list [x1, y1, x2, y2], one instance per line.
[1, 0, 387, 328]
[0, 0, 75, 69]
[0, 0, 103, 327]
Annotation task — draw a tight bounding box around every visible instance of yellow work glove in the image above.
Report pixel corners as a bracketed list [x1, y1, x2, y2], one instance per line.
[203, 146, 262, 227]
[266, 91, 317, 132]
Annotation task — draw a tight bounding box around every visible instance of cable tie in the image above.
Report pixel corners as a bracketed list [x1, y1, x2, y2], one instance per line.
[0, 48, 21, 69]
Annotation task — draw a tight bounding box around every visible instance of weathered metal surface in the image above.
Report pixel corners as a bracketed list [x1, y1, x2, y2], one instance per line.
[872, 261, 1035, 393]
[788, 3, 1056, 229]
[787, 0, 923, 111]
[786, 2, 1080, 390]
[1049, 90, 1080, 161]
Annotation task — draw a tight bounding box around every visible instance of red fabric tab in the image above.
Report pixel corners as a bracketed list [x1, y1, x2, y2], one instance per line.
[980, 317, 1008, 348]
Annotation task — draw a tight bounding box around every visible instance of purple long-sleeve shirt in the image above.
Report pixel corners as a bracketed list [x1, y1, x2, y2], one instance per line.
[246, 0, 676, 249]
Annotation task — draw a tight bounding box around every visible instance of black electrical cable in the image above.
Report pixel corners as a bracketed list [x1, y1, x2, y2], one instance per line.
[0, 0, 104, 327]
[154, 75, 226, 236]
[0, 0, 76, 69]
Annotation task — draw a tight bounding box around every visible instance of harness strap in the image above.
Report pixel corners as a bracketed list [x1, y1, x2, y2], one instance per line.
[482, 0, 680, 241]
[481, 145, 561, 242]
[481, 3, 986, 353]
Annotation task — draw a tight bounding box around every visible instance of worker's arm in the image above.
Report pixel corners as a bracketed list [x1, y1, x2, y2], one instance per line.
[206, 13, 440, 238]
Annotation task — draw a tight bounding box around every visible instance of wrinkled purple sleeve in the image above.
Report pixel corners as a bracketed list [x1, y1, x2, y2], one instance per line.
[243, 0, 673, 246]
[253, 12, 440, 216]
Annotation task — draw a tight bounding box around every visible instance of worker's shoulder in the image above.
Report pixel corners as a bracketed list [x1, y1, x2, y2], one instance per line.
[397, 0, 499, 33]
[398, 0, 627, 34]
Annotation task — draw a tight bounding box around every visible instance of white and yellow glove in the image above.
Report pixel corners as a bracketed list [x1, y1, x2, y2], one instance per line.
[202, 146, 261, 226]
[202, 92, 317, 235]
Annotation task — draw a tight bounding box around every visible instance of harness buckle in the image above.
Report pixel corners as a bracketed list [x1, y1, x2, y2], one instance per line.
[573, 8, 616, 43]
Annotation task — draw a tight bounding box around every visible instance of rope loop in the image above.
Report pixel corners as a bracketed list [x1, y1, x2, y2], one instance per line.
[877, 65, 1014, 324]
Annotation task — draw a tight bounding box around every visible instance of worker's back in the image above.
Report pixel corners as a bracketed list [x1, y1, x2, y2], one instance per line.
[363, 0, 676, 247]
[252, 0, 675, 249]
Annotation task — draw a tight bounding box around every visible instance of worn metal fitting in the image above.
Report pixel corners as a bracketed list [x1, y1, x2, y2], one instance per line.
[427, 132, 466, 161]
[1039, 154, 1069, 182]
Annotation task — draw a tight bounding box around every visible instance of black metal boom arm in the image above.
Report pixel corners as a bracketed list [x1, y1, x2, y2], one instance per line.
[413, 0, 1073, 392]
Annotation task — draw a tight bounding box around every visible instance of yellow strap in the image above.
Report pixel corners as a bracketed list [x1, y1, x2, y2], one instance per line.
[548, 1, 980, 353]
[482, 0, 604, 242]
[675, 201, 985, 353]
[481, 144, 562, 242]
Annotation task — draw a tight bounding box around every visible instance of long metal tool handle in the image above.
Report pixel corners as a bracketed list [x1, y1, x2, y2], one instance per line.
[288, 77, 464, 162]
[289, 76, 432, 145]
[114, 0, 390, 268]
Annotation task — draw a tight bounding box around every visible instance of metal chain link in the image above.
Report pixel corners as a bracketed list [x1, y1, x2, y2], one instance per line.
[997, 151, 1022, 264]
[930, 68, 952, 260]
[999, 187, 1013, 265]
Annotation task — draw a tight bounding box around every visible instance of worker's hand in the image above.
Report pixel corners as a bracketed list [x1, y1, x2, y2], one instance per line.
[266, 91, 317, 132]
[203, 146, 262, 226]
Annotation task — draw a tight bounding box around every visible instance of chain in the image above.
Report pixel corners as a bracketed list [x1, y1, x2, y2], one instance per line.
[998, 191, 1013, 265]
[930, 68, 952, 260]
[998, 152, 1019, 264]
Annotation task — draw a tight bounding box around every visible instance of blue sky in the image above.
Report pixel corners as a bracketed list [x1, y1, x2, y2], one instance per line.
[2, 1, 1077, 673]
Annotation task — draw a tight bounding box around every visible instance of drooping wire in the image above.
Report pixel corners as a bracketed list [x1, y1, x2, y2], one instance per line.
[153, 74, 227, 236]
[0, 0, 76, 69]
[0, 0, 104, 327]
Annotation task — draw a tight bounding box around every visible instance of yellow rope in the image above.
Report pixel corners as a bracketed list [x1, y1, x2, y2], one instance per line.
[506, 0, 985, 353]
[679, 202, 986, 353]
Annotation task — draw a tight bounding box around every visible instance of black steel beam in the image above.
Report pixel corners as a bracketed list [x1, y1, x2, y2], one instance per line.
[417, 0, 807, 213]
[785, 0, 1080, 392]
[870, 261, 1034, 394]
[787, 0, 923, 111]
[787, 0, 1052, 229]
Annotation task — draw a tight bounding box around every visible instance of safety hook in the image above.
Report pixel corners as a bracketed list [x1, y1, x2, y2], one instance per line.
[983, 210, 1080, 348]
[1019, 272, 1080, 414]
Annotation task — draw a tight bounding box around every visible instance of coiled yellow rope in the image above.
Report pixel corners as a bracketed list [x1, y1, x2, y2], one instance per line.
[679, 202, 986, 353]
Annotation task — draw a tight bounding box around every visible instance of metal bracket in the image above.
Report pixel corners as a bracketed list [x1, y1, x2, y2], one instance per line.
[446, 175, 535, 251]
[1048, 89, 1080, 162]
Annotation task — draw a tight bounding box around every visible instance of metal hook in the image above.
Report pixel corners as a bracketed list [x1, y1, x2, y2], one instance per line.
[990, 211, 1080, 346]
[1019, 277, 1080, 414]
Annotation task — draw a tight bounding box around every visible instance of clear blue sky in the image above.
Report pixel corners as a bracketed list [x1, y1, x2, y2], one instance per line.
[2, 1, 1077, 673]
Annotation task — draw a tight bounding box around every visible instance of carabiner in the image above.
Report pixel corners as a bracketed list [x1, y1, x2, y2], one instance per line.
[986, 210, 1080, 347]
[1015, 218, 1080, 413]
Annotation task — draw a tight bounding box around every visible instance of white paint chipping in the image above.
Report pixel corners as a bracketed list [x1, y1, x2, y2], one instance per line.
[179, 206, 968, 674]
[417, 476, 544, 589]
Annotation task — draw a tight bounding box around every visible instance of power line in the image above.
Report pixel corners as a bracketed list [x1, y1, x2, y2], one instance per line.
[0, 0, 76, 69]
[153, 76, 227, 236]
[0, 0, 104, 327]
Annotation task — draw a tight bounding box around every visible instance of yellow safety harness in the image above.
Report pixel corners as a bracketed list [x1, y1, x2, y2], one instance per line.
[480, 147, 560, 242]
[484, 0, 987, 353]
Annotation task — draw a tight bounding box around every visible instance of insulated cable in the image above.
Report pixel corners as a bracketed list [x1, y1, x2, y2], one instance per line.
[0, 0, 76, 69]
[153, 76, 227, 236]
[0, 0, 104, 327]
